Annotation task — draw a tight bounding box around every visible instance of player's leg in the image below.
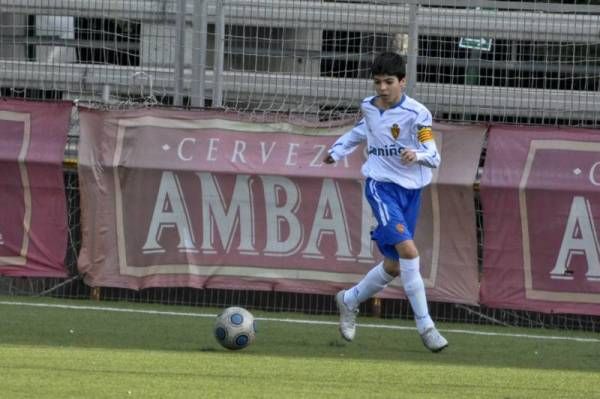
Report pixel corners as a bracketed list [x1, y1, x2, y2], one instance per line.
[396, 241, 447, 352]
[395, 189, 448, 352]
[342, 261, 397, 311]
[334, 179, 399, 341]
[396, 240, 433, 333]
[335, 260, 396, 341]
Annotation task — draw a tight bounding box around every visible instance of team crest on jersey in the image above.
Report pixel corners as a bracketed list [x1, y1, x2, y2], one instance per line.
[396, 223, 405, 233]
[390, 124, 400, 139]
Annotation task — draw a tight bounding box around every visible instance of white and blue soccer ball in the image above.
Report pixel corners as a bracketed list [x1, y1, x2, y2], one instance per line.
[214, 306, 256, 350]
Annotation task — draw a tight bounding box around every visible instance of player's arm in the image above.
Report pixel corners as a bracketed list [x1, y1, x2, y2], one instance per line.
[323, 118, 368, 164]
[408, 109, 440, 168]
[412, 125, 440, 168]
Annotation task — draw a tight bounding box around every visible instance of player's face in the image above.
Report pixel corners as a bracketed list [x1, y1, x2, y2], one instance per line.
[373, 74, 406, 108]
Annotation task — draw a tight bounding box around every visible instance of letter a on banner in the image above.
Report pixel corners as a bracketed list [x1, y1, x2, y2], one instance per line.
[551, 196, 600, 280]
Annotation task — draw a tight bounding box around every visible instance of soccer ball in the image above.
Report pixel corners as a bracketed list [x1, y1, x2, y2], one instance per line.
[214, 306, 256, 350]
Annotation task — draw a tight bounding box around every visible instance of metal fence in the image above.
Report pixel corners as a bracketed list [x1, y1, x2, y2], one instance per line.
[1, 0, 600, 125]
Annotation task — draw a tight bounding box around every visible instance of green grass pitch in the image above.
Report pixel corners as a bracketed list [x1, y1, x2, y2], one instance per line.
[1, 296, 599, 398]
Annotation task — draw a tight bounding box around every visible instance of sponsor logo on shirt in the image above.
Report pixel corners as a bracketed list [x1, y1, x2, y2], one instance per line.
[367, 144, 405, 157]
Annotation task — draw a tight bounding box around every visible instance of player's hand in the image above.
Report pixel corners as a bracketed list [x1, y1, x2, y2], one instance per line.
[400, 149, 417, 164]
[323, 154, 335, 164]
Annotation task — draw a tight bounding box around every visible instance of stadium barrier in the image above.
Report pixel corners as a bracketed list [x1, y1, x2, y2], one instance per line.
[0, 100, 71, 277]
[76, 107, 484, 306]
[1, 100, 600, 332]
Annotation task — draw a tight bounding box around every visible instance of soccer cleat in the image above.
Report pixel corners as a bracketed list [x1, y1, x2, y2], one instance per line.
[420, 327, 448, 353]
[335, 290, 358, 341]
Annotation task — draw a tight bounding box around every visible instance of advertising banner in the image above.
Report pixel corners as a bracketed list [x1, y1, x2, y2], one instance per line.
[0, 100, 71, 277]
[480, 126, 600, 315]
[78, 108, 484, 304]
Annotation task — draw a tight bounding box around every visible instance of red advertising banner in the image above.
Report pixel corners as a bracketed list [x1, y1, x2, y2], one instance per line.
[78, 108, 484, 304]
[0, 100, 71, 277]
[480, 126, 600, 315]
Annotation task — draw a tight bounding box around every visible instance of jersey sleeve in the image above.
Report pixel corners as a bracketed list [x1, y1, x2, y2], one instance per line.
[327, 118, 368, 161]
[413, 109, 440, 168]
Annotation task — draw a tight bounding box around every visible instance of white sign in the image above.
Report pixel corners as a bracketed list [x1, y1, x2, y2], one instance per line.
[459, 37, 492, 51]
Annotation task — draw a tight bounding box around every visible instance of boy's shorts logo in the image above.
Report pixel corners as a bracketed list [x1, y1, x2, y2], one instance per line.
[391, 124, 400, 139]
[396, 223, 405, 233]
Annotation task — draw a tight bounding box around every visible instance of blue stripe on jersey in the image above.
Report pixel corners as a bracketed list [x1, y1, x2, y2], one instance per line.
[389, 95, 406, 109]
[399, 104, 418, 116]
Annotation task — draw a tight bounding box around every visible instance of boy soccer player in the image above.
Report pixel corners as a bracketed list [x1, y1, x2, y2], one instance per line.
[323, 51, 448, 352]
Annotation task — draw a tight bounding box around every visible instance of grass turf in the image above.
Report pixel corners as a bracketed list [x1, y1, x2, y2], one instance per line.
[1, 296, 599, 398]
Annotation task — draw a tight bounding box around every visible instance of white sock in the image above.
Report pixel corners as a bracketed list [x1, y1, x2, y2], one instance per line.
[400, 257, 434, 334]
[343, 262, 394, 310]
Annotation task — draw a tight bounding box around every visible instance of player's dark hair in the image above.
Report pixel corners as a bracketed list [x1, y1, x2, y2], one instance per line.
[370, 52, 406, 80]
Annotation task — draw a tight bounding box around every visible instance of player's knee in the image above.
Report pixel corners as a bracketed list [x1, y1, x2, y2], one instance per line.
[395, 240, 419, 259]
[383, 258, 400, 277]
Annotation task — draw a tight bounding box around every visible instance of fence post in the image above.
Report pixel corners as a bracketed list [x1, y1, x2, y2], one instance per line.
[212, 0, 225, 107]
[101, 84, 111, 104]
[191, 0, 207, 107]
[90, 286, 101, 301]
[173, 0, 186, 106]
[371, 297, 382, 318]
[406, 3, 419, 97]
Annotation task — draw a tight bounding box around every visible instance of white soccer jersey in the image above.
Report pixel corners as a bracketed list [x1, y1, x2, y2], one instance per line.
[328, 94, 440, 189]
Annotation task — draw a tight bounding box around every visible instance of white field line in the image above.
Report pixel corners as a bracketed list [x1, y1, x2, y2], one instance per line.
[1, 300, 599, 343]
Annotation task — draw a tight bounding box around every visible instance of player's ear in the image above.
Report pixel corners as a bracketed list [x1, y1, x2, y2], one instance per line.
[399, 77, 407, 89]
